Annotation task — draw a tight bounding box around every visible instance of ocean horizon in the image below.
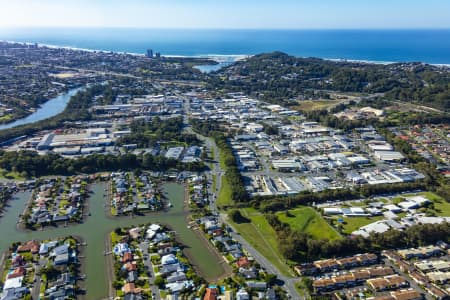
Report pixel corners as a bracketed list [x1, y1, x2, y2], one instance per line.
[1, 27, 450, 64]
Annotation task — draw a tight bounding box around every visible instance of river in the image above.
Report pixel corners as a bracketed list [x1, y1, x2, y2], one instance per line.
[0, 182, 225, 299]
[193, 55, 245, 73]
[0, 87, 82, 131]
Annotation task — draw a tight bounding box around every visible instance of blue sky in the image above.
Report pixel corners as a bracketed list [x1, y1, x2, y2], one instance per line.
[1, 0, 450, 29]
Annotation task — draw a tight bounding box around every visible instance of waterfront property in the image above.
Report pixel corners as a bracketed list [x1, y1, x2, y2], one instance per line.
[110, 223, 200, 299]
[110, 172, 163, 216]
[0, 182, 227, 299]
[22, 176, 90, 229]
[0, 236, 81, 300]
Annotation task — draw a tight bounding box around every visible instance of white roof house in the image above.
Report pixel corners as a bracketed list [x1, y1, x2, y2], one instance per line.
[398, 201, 420, 210]
[406, 196, 430, 206]
[146, 229, 156, 240]
[353, 221, 391, 236]
[161, 254, 178, 265]
[383, 204, 403, 213]
[3, 276, 23, 290]
[323, 207, 342, 215]
[149, 224, 161, 231]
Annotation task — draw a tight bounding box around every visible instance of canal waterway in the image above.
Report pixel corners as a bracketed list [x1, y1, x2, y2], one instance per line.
[0, 87, 82, 130]
[0, 182, 225, 299]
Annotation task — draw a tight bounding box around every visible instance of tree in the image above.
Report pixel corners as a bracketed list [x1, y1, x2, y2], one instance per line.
[112, 280, 123, 290]
[215, 241, 225, 253]
[301, 277, 313, 293]
[229, 210, 249, 223]
[154, 275, 165, 288]
[264, 274, 277, 286]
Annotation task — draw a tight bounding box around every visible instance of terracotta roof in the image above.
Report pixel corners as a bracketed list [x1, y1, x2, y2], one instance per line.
[7, 267, 26, 279]
[17, 240, 40, 254]
[387, 275, 408, 286]
[390, 289, 422, 300]
[367, 278, 390, 290]
[122, 252, 133, 263]
[236, 256, 250, 268]
[426, 285, 448, 299]
[352, 270, 371, 280]
[313, 279, 334, 287]
[368, 267, 394, 277]
[123, 283, 136, 294]
[204, 288, 218, 300]
[124, 262, 137, 271]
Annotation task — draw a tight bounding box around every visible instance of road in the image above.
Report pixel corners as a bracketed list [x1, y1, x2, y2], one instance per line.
[182, 98, 302, 299]
[31, 257, 47, 300]
[140, 241, 161, 300]
[382, 257, 432, 300]
[225, 219, 301, 299]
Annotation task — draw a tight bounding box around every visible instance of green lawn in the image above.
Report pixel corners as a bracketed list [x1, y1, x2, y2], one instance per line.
[387, 191, 450, 217]
[110, 231, 122, 244]
[277, 207, 341, 240]
[230, 208, 294, 277]
[409, 192, 450, 216]
[110, 206, 117, 216]
[0, 114, 14, 123]
[294, 100, 341, 112]
[338, 216, 384, 234]
[0, 168, 26, 180]
[216, 176, 234, 207]
[345, 201, 366, 207]
[212, 174, 217, 192]
[339, 191, 450, 234]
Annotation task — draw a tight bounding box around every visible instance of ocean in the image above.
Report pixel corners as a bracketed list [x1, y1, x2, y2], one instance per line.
[1, 27, 450, 64]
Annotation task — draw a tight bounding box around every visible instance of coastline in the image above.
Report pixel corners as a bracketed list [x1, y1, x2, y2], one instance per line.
[2, 40, 450, 67]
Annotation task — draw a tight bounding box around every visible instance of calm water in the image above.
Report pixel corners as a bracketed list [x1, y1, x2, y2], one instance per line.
[0, 87, 82, 130]
[194, 60, 235, 73]
[0, 182, 225, 299]
[1, 28, 450, 64]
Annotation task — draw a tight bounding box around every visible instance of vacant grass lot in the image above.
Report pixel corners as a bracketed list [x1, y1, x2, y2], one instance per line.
[230, 208, 294, 277]
[216, 176, 234, 207]
[294, 100, 341, 112]
[277, 207, 341, 240]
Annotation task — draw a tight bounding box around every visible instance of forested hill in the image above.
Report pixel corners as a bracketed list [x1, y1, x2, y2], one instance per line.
[207, 52, 450, 111]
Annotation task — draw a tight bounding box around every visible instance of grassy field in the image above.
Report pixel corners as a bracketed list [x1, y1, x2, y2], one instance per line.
[216, 176, 234, 207]
[277, 207, 341, 240]
[338, 191, 450, 234]
[294, 100, 341, 112]
[385, 191, 450, 217]
[230, 208, 294, 277]
[212, 174, 217, 192]
[0, 168, 26, 180]
[338, 216, 384, 234]
[406, 192, 450, 216]
[0, 114, 14, 123]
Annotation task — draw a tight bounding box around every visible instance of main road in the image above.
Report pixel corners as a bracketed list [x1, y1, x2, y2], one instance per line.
[182, 97, 302, 299]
